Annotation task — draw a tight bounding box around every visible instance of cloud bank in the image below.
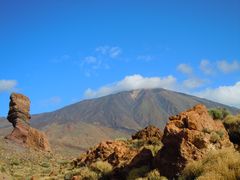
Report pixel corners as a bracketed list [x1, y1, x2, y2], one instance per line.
[195, 82, 240, 108]
[85, 74, 177, 98]
[0, 80, 17, 92]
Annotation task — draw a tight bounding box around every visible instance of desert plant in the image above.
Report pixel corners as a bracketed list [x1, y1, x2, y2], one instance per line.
[144, 169, 167, 180]
[180, 148, 240, 180]
[115, 137, 128, 142]
[216, 130, 225, 138]
[130, 139, 146, 149]
[208, 108, 230, 120]
[144, 145, 162, 156]
[210, 132, 221, 143]
[90, 160, 112, 175]
[202, 127, 211, 134]
[64, 167, 98, 180]
[127, 166, 150, 180]
[223, 114, 240, 145]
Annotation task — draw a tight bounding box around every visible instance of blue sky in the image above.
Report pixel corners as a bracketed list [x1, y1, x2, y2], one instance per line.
[0, 0, 240, 116]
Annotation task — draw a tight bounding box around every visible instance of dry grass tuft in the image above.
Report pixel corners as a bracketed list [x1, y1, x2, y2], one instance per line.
[181, 148, 240, 180]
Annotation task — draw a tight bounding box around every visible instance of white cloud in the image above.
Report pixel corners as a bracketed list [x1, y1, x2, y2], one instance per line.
[0, 80, 17, 92]
[96, 46, 122, 58]
[195, 82, 240, 108]
[177, 64, 193, 75]
[84, 74, 177, 98]
[217, 60, 240, 73]
[183, 78, 204, 89]
[200, 59, 214, 75]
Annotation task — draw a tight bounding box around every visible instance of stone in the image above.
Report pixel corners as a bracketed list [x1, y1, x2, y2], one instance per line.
[132, 125, 163, 142]
[154, 104, 233, 179]
[75, 140, 138, 167]
[5, 93, 51, 152]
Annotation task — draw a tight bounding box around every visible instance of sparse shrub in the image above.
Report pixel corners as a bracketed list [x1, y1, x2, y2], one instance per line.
[64, 167, 98, 180]
[180, 148, 240, 179]
[115, 137, 128, 142]
[130, 139, 145, 149]
[127, 166, 150, 180]
[209, 108, 223, 120]
[208, 108, 230, 120]
[144, 145, 162, 156]
[202, 128, 211, 134]
[216, 130, 225, 138]
[90, 160, 112, 175]
[223, 114, 240, 145]
[144, 169, 167, 180]
[10, 159, 20, 166]
[210, 132, 221, 143]
[40, 162, 51, 168]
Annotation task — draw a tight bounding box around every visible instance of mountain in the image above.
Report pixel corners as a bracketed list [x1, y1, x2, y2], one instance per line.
[32, 88, 239, 130]
[1, 88, 239, 155]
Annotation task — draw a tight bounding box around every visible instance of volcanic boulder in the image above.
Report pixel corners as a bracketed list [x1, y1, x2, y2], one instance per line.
[5, 93, 51, 151]
[155, 104, 233, 179]
[132, 125, 163, 142]
[75, 140, 138, 167]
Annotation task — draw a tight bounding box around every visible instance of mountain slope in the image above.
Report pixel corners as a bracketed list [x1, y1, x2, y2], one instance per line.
[32, 88, 239, 131]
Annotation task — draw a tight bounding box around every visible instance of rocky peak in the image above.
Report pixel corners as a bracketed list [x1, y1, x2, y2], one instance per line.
[5, 93, 51, 152]
[155, 104, 233, 178]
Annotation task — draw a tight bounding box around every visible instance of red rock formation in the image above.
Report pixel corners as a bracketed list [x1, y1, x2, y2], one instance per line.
[75, 140, 138, 167]
[155, 104, 233, 178]
[132, 125, 163, 142]
[5, 93, 51, 151]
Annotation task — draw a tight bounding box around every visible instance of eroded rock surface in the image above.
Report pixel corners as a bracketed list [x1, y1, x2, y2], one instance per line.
[75, 140, 138, 167]
[5, 93, 51, 151]
[155, 104, 233, 178]
[132, 125, 163, 142]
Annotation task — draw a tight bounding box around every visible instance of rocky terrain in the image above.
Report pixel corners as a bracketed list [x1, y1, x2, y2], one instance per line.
[44, 104, 238, 180]
[1, 88, 237, 155]
[0, 92, 240, 179]
[155, 104, 233, 178]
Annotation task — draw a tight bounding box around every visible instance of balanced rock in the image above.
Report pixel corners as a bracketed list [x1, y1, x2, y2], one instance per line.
[5, 93, 51, 151]
[155, 104, 233, 178]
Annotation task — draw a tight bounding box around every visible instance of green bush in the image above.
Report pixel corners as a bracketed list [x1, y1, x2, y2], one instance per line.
[180, 148, 240, 179]
[208, 108, 230, 120]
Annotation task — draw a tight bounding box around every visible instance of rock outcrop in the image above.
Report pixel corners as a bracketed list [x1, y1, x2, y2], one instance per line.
[74, 140, 138, 167]
[5, 93, 51, 151]
[155, 104, 233, 178]
[132, 125, 163, 142]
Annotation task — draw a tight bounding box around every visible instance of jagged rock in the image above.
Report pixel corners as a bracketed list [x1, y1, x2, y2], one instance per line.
[75, 140, 138, 167]
[5, 93, 51, 151]
[154, 104, 233, 179]
[132, 125, 163, 142]
[74, 139, 155, 179]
